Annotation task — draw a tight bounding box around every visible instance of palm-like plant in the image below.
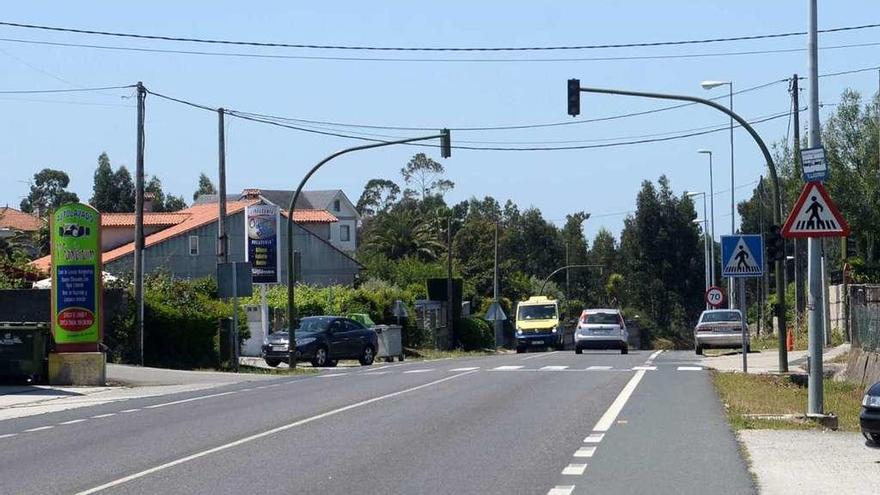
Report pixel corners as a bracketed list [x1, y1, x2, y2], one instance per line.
[364, 207, 444, 260]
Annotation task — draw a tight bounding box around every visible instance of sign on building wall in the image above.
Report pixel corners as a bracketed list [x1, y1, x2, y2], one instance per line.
[245, 204, 280, 284]
[50, 203, 102, 345]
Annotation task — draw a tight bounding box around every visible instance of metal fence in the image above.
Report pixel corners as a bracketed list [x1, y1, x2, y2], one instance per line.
[853, 305, 880, 352]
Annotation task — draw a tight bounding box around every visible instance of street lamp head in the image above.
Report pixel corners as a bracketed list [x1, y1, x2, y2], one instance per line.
[692, 218, 705, 224]
[697, 149, 712, 155]
[701, 80, 730, 90]
[686, 191, 704, 197]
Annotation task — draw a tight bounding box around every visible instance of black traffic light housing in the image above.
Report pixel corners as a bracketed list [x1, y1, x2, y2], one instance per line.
[766, 224, 785, 262]
[567, 79, 581, 117]
[440, 128, 451, 159]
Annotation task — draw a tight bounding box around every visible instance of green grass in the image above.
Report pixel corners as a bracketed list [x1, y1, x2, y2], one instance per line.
[712, 371, 864, 431]
[750, 329, 844, 352]
[406, 348, 497, 360]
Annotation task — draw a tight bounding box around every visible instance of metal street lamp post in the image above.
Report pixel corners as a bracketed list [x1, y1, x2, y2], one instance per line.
[697, 150, 716, 287]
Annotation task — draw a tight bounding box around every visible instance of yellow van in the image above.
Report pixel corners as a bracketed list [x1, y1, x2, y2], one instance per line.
[514, 296, 563, 353]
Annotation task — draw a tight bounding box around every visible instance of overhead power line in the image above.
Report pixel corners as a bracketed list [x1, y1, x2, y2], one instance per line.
[0, 84, 133, 94]
[0, 20, 877, 52]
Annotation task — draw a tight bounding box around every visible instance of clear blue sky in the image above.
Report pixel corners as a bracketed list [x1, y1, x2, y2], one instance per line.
[1, 1, 877, 242]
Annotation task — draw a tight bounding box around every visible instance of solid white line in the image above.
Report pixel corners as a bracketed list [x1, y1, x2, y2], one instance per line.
[24, 426, 54, 432]
[403, 369, 434, 374]
[492, 365, 525, 371]
[561, 463, 588, 476]
[73, 371, 477, 495]
[540, 365, 569, 371]
[583, 433, 605, 443]
[449, 367, 480, 372]
[592, 369, 647, 432]
[646, 350, 663, 362]
[547, 486, 575, 495]
[91, 413, 116, 419]
[677, 366, 703, 371]
[573, 446, 596, 458]
[586, 365, 613, 371]
[0, 433, 17, 439]
[521, 351, 558, 361]
[631, 366, 656, 371]
[58, 419, 88, 425]
[144, 391, 237, 409]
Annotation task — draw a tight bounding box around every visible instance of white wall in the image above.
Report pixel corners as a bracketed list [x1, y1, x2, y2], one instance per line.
[330, 219, 358, 253]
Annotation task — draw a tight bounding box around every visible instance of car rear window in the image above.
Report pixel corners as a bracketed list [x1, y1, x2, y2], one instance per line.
[583, 312, 620, 324]
[700, 311, 741, 323]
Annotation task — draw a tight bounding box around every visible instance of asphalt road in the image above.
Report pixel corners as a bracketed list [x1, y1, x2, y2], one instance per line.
[0, 350, 754, 495]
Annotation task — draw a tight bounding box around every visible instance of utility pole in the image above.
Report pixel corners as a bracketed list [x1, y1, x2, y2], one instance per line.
[134, 81, 146, 366]
[446, 216, 454, 350]
[217, 108, 228, 264]
[807, 0, 824, 415]
[758, 178, 765, 335]
[565, 242, 570, 316]
[791, 76, 802, 335]
[493, 220, 503, 347]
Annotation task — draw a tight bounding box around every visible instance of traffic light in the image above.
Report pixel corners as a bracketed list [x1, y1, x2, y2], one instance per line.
[440, 128, 451, 159]
[766, 224, 785, 262]
[567, 78, 581, 117]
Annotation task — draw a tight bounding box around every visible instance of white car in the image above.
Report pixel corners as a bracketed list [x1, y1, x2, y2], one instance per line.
[694, 309, 749, 355]
[574, 309, 628, 355]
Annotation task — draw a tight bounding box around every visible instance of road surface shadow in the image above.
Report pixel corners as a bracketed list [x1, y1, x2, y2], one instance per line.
[0, 385, 85, 397]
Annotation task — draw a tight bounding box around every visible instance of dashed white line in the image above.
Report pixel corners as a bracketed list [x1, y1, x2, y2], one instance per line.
[521, 351, 558, 361]
[403, 369, 434, 374]
[91, 413, 116, 419]
[583, 433, 605, 443]
[547, 486, 575, 495]
[561, 463, 588, 476]
[24, 426, 54, 433]
[144, 391, 237, 409]
[119, 409, 140, 414]
[58, 419, 87, 425]
[449, 367, 480, 372]
[677, 366, 703, 371]
[321, 373, 348, 377]
[540, 365, 569, 371]
[586, 365, 612, 371]
[492, 365, 524, 371]
[0, 433, 17, 439]
[593, 369, 647, 432]
[73, 371, 477, 495]
[364, 371, 390, 375]
[573, 446, 596, 458]
[631, 366, 657, 371]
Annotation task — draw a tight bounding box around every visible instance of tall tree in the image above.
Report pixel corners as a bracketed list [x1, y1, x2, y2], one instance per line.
[400, 153, 454, 200]
[560, 211, 594, 310]
[145, 176, 187, 212]
[193, 172, 217, 201]
[452, 196, 502, 296]
[362, 205, 443, 260]
[89, 152, 135, 212]
[356, 178, 400, 217]
[20, 168, 79, 216]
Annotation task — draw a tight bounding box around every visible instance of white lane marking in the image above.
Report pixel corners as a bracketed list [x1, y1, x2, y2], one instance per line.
[91, 413, 116, 419]
[646, 350, 663, 362]
[403, 369, 434, 374]
[540, 365, 569, 371]
[24, 426, 54, 432]
[678, 366, 703, 371]
[592, 369, 647, 432]
[586, 365, 613, 371]
[573, 446, 596, 458]
[547, 486, 575, 495]
[450, 367, 480, 372]
[321, 373, 347, 377]
[521, 351, 558, 361]
[59, 419, 88, 425]
[365, 371, 390, 375]
[492, 365, 525, 371]
[583, 433, 605, 443]
[561, 463, 588, 476]
[0, 433, 18, 439]
[631, 366, 656, 371]
[264, 384, 280, 388]
[119, 409, 141, 414]
[73, 371, 477, 495]
[144, 391, 236, 409]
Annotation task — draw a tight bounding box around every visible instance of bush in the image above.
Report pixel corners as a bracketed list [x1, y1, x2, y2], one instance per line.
[455, 317, 494, 351]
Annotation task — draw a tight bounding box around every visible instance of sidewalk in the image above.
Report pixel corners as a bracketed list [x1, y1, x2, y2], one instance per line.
[1, 363, 277, 422]
[701, 344, 850, 373]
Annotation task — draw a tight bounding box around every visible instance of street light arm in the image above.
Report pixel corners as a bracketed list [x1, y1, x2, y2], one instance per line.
[286, 133, 447, 367]
[539, 264, 604, 296]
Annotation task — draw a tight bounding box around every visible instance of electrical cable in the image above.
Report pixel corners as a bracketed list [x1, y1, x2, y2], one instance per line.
[0, 84, 133, 94]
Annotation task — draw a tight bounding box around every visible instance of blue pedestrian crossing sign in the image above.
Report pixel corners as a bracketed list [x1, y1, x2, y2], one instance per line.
[721, 235, 764, 278]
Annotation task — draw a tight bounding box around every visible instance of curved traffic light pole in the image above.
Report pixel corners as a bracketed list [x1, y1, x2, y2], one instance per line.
[286, 131, 450, 368]
[573, 84, 788, 371]
[539, 264, 604, 296]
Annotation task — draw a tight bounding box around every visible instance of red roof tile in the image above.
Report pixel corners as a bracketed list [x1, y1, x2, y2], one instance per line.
[102, 212, 191, 227]
[0, 207, 43, 232]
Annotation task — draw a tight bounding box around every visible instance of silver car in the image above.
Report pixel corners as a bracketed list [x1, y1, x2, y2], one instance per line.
[574, 309, 629, 355]
[694, 309, 749, 355]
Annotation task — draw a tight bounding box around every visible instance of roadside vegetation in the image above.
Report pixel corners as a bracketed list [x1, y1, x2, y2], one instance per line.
[712, 371, 864, 431]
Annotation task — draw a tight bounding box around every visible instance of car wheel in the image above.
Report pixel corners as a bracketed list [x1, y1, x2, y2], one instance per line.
[864, 432, 880, 445]
[264, 358, 281, 368]
[575, 347, 583, 355]
[311, 347, 329, 367]
[621, 346, 629, 355]
[695, 345, 703, 355]
[359, 346, 375, 366]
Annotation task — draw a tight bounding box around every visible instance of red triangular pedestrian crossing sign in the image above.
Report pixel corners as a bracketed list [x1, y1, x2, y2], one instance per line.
[782, 181, 850, 238]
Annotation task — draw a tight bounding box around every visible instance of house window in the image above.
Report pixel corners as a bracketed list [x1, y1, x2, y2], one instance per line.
[189, 235, 199, 256]
[340, 225, 351, 242]
[333, 199, 341, 212]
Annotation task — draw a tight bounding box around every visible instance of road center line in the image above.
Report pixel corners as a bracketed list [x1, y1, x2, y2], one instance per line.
[59, 419, 88, 425]
[592, 369, 646, 432]
[143, 391, 237, 409]
[24, 425, 54, 432]
[73, 371, 478, 495]
[91, 413, 116, 419]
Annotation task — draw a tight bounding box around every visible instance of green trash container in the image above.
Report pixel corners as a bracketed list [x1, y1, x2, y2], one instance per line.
[0, 322, 50, 383]
[347, 313, 376, 328]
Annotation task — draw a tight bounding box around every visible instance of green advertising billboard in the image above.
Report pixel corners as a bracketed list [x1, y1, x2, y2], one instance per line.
[51, 203, 102, 346]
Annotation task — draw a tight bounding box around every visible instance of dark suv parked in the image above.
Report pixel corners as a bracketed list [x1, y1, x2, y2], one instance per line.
[262, 316, 378, 367]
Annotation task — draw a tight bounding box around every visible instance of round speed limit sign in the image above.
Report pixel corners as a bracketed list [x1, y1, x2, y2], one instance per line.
[705, 286, 724, 308]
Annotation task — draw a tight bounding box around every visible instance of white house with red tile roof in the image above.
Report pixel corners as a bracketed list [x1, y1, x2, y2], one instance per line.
[0, 206, 43, 239]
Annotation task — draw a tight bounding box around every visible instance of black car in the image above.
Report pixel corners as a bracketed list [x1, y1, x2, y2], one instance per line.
[860, 381, 880, 444]
[262, 316, 379, 368]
